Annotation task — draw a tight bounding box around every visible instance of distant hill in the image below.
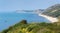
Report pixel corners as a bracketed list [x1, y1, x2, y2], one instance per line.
[15, 4, 60, 17]
[42, 4, 60, 17]
[15, 9, 44, 14]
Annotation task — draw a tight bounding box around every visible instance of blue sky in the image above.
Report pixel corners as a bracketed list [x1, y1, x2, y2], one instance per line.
[0, 0, 60, 12]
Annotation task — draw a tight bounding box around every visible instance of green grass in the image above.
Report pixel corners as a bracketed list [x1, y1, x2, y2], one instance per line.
[1, 20, 60, 33]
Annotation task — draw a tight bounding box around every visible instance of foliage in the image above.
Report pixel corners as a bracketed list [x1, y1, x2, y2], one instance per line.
[20, 20, 27, 24]
[1, 20, 60, 33]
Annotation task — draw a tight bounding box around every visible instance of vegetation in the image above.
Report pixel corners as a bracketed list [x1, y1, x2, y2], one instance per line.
[20, 20, 27, 24]
[1, 20, 60, 33]
[43, 4, 60, 17]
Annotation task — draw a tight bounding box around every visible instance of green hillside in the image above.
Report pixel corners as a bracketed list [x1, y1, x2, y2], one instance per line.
[43, 4, 60, 17]
[1, 20, 60, 33]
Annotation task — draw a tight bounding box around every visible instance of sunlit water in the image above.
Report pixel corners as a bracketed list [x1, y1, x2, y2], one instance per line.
[0, 12, 49, 31]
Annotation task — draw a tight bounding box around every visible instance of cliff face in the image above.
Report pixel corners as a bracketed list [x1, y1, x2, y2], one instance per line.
[42, 4, 60, 17]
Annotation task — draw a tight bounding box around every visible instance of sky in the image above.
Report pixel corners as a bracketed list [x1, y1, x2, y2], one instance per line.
[0, 0, 60, 12]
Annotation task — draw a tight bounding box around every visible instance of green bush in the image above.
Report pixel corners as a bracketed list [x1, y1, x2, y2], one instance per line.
[20, 20, 27, 24]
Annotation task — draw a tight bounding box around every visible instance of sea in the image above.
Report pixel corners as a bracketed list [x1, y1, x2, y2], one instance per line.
[0, 12, 49, 31]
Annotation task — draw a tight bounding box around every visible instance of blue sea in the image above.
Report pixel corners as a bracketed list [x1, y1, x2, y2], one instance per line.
[0, 12, 49, 31]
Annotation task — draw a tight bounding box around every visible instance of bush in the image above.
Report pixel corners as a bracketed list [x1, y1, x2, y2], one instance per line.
[20, 20, 27, 24]
[1, 29, 8, 33]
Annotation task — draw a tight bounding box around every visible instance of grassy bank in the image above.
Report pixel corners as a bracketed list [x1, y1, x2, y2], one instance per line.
[1, 20, 60, 33]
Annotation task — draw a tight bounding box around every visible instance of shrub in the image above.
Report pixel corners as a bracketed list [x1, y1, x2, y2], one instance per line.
[20, 20, 27, 24]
